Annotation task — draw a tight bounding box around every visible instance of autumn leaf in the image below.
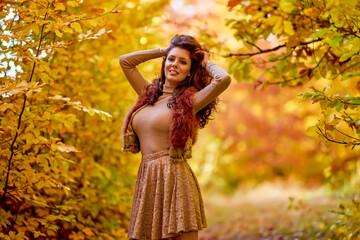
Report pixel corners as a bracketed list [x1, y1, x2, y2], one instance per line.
[67, 1, 80, 7]
[55, 29, 63, 37]
[54, 3, 66, 11]
[228, 0, 241, 10]
[71, 22, 82, 33]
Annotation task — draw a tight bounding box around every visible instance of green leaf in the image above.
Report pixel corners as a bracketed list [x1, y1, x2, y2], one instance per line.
[309, 86, 321, 93]
[342, 72, 360, 80]
[326, 35, 343, 47]
[298, 92, 313, 102]
[339, 51, 356, 62]
[276, 60, 286, 73]
[228, 60, 241, 74]
[225, 19, 236, 26]
[311, 29, 329, 39]
[320, 100, 327, 109]
[335, 102, 344, 112]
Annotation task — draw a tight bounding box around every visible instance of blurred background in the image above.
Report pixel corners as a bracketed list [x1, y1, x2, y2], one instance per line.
[1, 0, 360, 239]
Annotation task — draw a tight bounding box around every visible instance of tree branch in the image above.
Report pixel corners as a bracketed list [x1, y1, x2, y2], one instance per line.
[334, 127, 360, 142]
[245, 40, 263, 52]
[317, 126, 360, 146]
[70, 3, 120, 23]
[224, 39, 323, 58]
[0, 136, 12, 147]
[0, 93, 27, 201]
[1, 3, 50, 201]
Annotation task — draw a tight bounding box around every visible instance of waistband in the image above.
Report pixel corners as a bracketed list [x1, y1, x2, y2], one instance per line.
[142, 150, 170, 162]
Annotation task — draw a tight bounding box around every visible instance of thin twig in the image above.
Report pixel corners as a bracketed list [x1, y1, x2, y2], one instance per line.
[224, 39, 323, 58]
[317, 126, 348, 145]
[0, 136, 12, 147]
[334, 127, 360, 141]
[70, 2, 120, 23]
[317, 126, 360, 146]
[245, 40, 263, 52]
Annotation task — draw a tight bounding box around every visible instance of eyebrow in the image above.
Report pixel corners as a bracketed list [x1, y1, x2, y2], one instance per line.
[168, 55, 188, 60]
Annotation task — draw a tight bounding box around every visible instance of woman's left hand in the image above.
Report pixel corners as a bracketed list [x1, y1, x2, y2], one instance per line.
[195, 48, 210, 68]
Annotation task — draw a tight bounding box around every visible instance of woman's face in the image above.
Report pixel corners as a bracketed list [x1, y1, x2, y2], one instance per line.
[164, 47, 192, 86]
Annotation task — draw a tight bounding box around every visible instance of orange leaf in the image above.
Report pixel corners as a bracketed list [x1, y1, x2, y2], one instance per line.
[228, 0, 241, 10]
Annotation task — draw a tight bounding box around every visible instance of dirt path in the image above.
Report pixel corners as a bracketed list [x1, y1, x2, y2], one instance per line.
[198, 182, 339, 240]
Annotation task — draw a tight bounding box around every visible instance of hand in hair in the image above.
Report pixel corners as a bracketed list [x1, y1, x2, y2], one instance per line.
[195, 48, 210, 68]
[160, 46, 170, 55]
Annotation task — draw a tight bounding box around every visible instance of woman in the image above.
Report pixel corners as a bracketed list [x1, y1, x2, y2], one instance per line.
[119, 35, 231, 240]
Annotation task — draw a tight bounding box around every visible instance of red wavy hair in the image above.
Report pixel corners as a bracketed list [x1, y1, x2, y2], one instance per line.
[146, 34, 218, 128]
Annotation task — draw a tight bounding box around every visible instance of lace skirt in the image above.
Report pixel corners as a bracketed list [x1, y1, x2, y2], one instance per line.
[127, 150, 207, 240]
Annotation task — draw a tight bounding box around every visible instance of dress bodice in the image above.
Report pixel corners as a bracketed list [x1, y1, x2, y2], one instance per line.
[132, 86, 174, 155]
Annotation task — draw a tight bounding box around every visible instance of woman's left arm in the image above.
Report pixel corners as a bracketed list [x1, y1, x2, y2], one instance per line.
[192, 54, 232, 113]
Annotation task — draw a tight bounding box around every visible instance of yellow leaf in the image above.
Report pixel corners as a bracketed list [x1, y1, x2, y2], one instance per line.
[36, 180, 47, 189]
[94, 28, 106, 37]
[82, 228, 94, 236]
[330, 7, 345, 28]
[88, 19, 98, 27]
[47, 124, 54, 135]
[0, 35, 10, 43]
[14, 231, 26, 240]
[71, 22, 82, 33]
[57, 144, 79, 153]
[63, 26, 74, 33]
[263, 15, 282, 27]
[346, 0, 357, 7]
[63, 185, 71, 196]
[31, 24, 40, 35]
[34, 231, 46, 238]
[69, 232, 85, 240]
[42, 111, 50, 120]
[87, 109, 95, 116]
[38, 62, 51, 72]
[284, 20, 295, 35]
[305, 126, 318, 137]
[54, 2, 65, 11]
[280, 0, 295, 13]
[67, 1, 79, 7]
[34, 129, 40, 138]
[250, 11, 264, 22]
[55, 29, 63, 37]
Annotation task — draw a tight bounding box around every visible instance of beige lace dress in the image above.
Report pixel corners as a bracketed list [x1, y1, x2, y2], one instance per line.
[119, 48, 231, 240]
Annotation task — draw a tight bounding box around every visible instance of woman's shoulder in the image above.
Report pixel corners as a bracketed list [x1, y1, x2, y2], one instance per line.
[185, 86, 199, 94]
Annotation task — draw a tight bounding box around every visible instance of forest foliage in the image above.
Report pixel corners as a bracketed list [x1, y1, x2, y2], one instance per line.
[1, 0, 360, 239]
[0, 0, 169, 239]
[226, 0, 360, 149]
[224, 0, 360, 238]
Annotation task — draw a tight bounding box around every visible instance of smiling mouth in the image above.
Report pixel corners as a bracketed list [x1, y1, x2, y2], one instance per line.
[169, 69, 178, 74]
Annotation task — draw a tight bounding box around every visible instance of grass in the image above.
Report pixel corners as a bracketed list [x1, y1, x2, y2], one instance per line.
[199, 181, 340, 240]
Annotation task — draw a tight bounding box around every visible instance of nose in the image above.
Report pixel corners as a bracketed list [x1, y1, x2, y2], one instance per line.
[171, 60, 178, 68]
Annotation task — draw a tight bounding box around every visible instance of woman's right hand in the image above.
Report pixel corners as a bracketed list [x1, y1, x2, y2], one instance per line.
[160, 46, 170, 55]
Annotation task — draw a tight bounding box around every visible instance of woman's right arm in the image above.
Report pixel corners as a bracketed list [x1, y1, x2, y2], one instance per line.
[119, 48, 166, 95]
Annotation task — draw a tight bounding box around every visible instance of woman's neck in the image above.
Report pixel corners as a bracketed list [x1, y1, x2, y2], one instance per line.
[163, 84, 176, 93]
